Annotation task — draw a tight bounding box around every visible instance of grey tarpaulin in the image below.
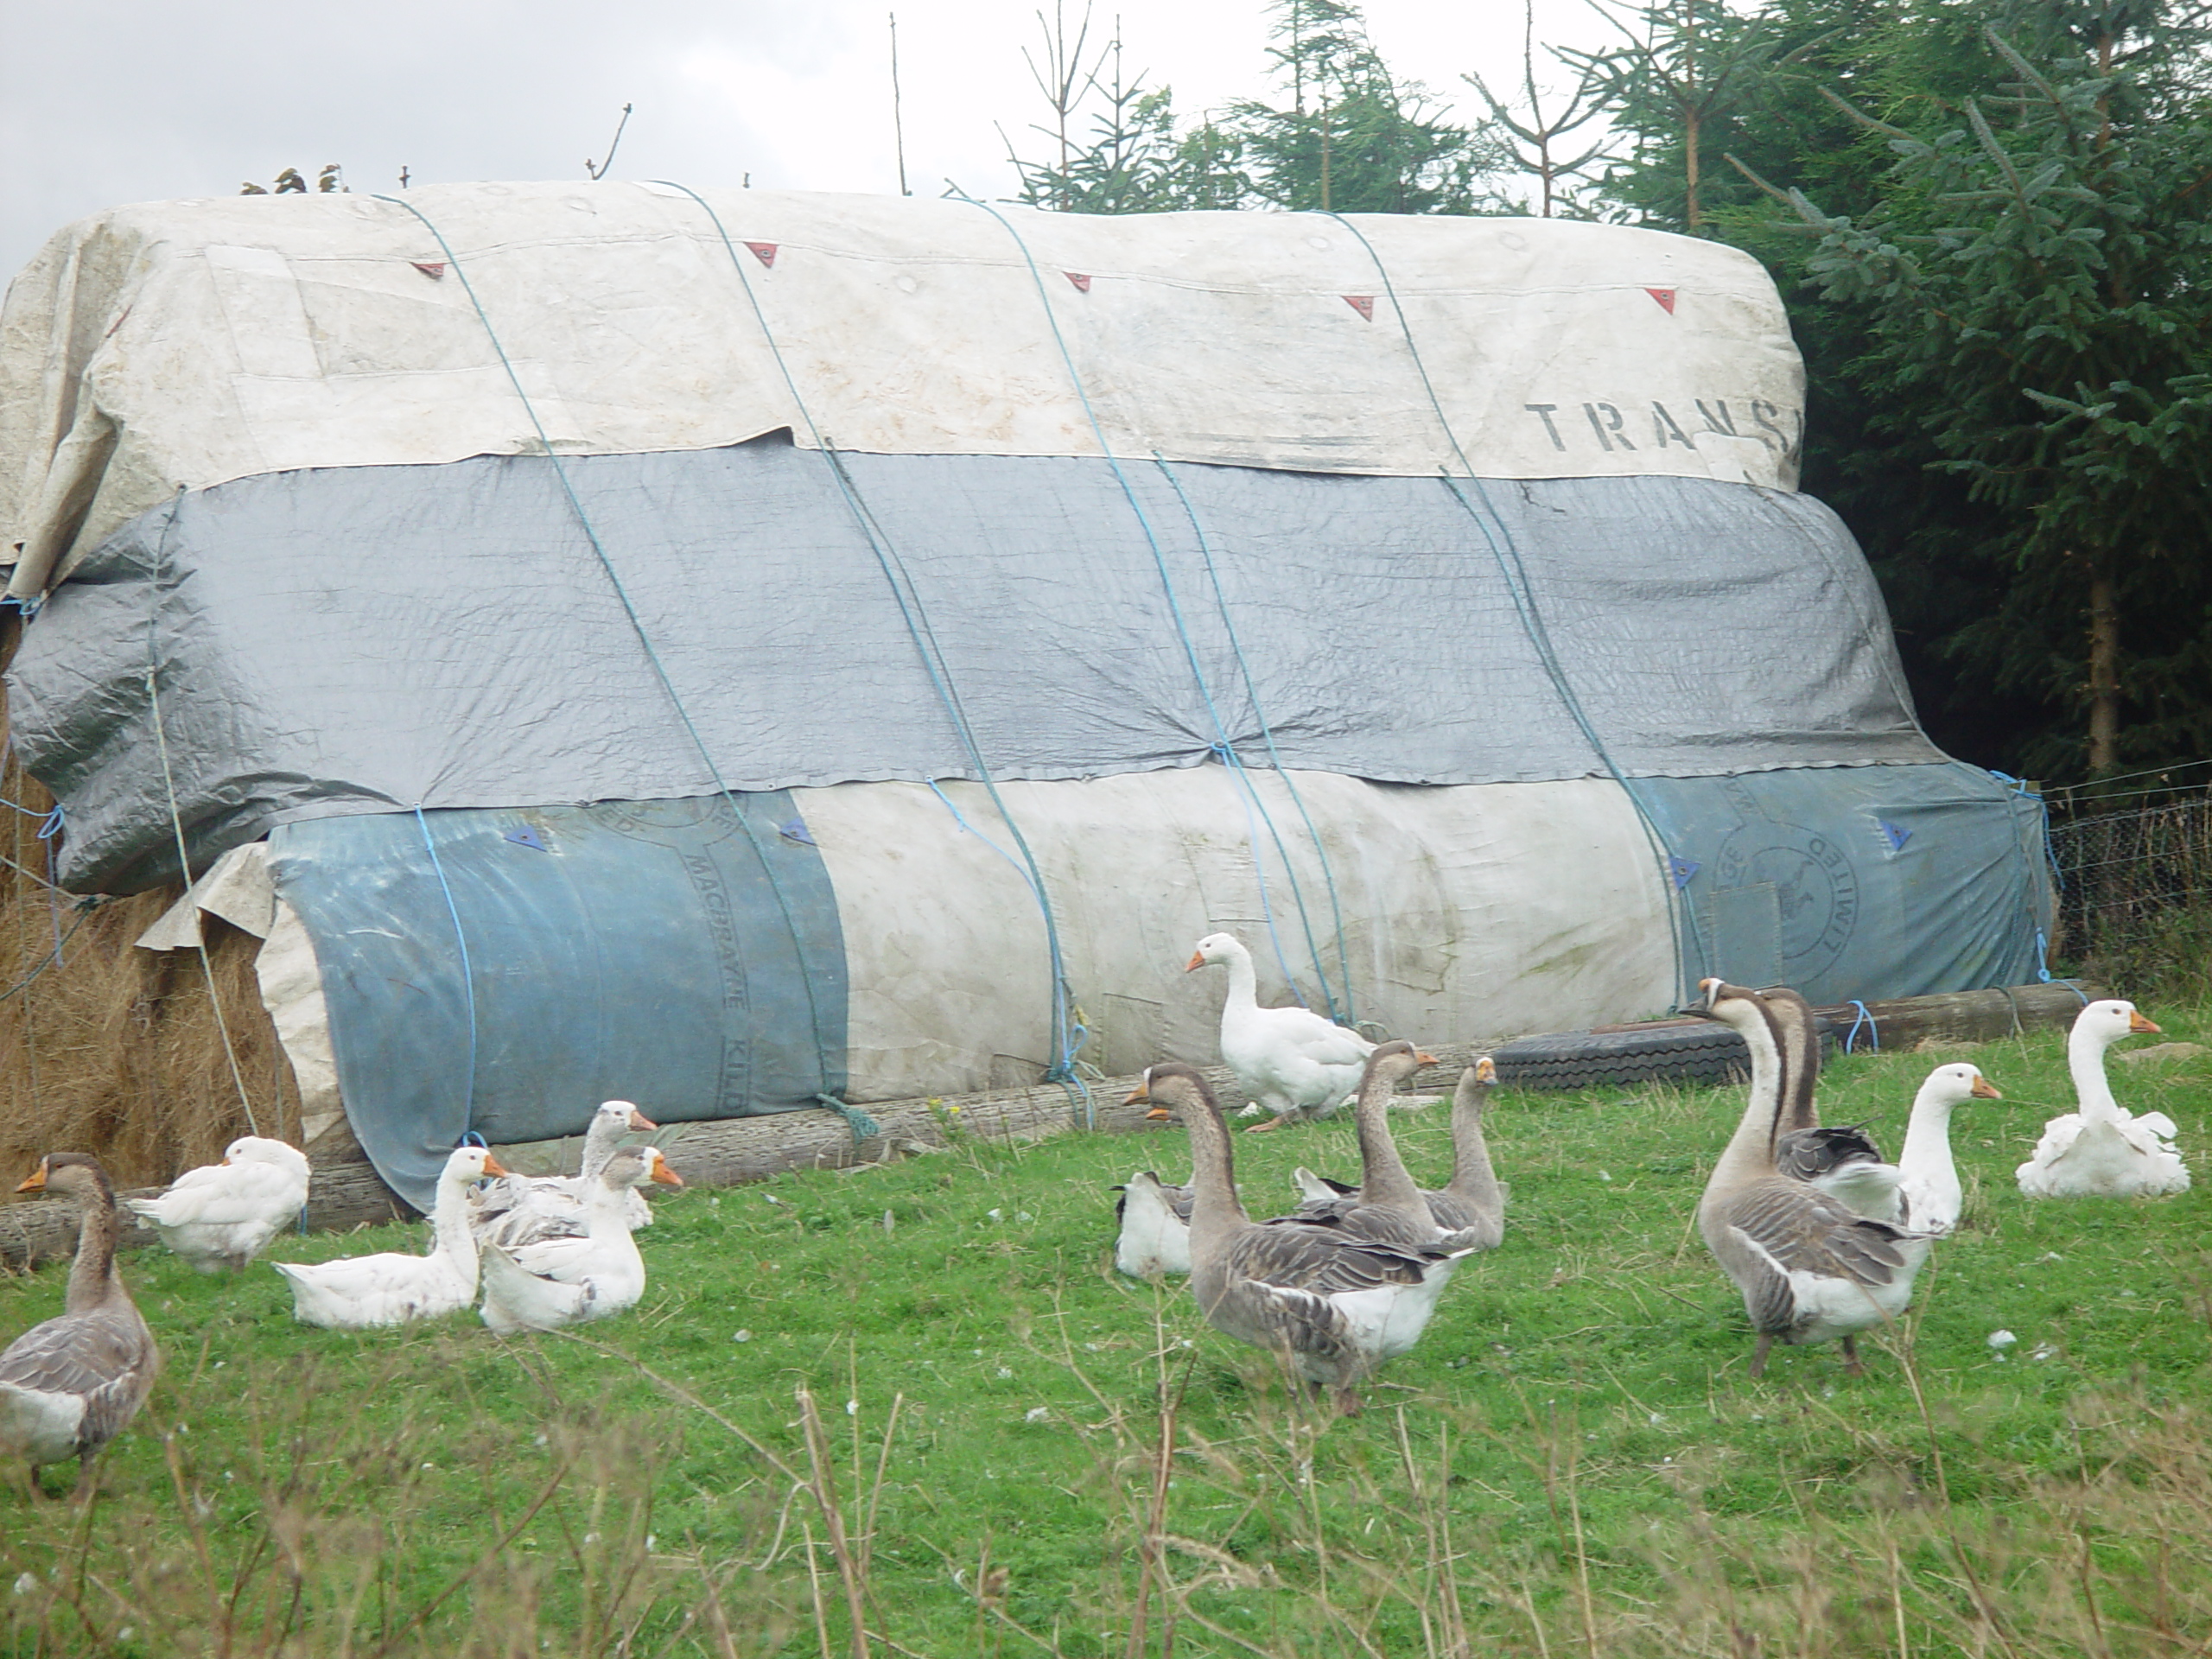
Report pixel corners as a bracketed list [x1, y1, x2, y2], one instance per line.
[9, 438, 1941, 893]
[264, 796, 846, 1209]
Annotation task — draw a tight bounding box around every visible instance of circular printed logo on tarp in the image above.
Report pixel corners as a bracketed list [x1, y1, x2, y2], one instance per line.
[1710, 781, 1861, 980]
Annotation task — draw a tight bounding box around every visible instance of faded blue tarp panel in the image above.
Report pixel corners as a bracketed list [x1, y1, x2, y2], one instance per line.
[1639, 762, 2052, 1005]
[9, 437, 1944, 893]
[265, 794, 846, 1211]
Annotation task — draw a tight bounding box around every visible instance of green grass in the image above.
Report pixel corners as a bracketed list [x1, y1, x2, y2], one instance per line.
[4, 1007, 2212, 1656]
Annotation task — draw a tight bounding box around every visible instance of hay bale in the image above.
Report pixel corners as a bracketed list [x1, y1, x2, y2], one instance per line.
[0, 695, 304, 1191]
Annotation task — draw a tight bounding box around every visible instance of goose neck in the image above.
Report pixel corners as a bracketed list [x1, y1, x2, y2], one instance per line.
[1176, 1086, 1249, 1255]
[65, 1186, 124, 1313]
[432, 1172, 484, 1272]
[1353, 1070, 1425, 1213]
[1710, 1009, 1789, 1186]
[1899, 1083, 1959, 1175]
[2069, 1027, 2120, 1122]
[1446, 1086, 1502, 1211]
[1217, 944, 1260, 1014]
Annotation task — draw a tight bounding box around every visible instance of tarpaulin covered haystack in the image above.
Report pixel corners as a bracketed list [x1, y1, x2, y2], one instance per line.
[0, 182, 2050, 1206]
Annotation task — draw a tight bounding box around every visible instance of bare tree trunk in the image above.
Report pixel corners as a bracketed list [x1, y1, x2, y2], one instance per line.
[2087, 562, 2120, 775]
[1685, 106, 1701, 229]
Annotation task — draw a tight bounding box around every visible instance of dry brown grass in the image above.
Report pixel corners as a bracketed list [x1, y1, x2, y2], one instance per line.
[0, 700, 302, 1189]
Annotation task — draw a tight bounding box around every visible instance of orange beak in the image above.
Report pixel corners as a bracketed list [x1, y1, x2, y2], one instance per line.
[14, 1159, 48, 1193]
[1144, 1105, 1171, 1122]
[1123, 1080, 1151, 1106]
[2130, 1011, 2162, 1034]
[1970, 1075, 2002, 1100]
[1185, 950, 1205, 973]
[480, 1153, 512, 1179]
[649, 1152, 684, 1187]
[1414, 1050, 1439, 1066]
[628, 1109, 659, 1131]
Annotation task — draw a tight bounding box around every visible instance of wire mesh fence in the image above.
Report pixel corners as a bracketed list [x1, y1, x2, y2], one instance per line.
[2048, 786, 2212, 1001]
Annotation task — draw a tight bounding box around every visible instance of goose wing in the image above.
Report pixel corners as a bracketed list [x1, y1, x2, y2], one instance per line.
[0, 1309, 156, 1451]
[128, 1160, 306, 1227]
[1228, 1218, 1455, 1296]
[1775, 1124, 1885, 1183]
[1721, 1179, 1912, 1323]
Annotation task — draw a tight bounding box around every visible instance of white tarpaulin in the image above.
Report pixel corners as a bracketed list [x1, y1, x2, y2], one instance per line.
[1, 183, 1804, 595]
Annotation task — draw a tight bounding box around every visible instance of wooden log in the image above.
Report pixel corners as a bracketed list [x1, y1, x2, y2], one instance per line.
[1809, 982, 2104, 1049]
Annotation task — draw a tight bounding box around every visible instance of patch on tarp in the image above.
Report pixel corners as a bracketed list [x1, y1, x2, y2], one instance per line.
[266, 795, 846, 1211]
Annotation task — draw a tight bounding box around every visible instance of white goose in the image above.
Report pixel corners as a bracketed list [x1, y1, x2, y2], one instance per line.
[1893, 1063, 2000, 1233]
[473, 1101, 658, 1249]
[480, 1148, 683, 1333]
[124, 1135, 312, 1272]
[2017, 1000, 2188, 1198]
[1186, 932, 1375, 1131]
[273, 1146, 508, 1329]
[1690, 979, 1931, 1376]
[1113, 1172, 1195, 1278]
[1127, 1062, 1472, 1414]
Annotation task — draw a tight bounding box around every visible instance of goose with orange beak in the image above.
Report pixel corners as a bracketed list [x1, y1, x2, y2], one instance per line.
[273, 1144, 511, 1328]
[2017, 1001, 2188, 1198]
[1128, 1060, 1474, 1414]
[480, 1147, 683, 1332]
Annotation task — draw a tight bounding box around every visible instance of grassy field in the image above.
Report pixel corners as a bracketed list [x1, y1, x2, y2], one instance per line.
[3, 1006, 2209, 1656]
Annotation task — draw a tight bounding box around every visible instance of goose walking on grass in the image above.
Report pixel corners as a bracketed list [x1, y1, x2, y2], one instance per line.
[274, 1146, 508, 1329]
[1186, 932, 1375, 1132]
[1127, 1062, 1473, 1414]
[124, 1135, 311, 1272]
[480, 1148, 683, 1333]
[2017, 1001, 2189, 1199]
[473, 1100, 659, 1249]
[1290, 1056, 1507, 1250]
[1688, 979, 1931, 1378]
[2, 1155, 158, 1497]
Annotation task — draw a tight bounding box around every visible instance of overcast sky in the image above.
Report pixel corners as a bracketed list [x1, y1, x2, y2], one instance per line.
[0, 0, 1613, 282]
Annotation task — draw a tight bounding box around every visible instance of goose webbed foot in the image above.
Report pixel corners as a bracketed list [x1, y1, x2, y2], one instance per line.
[1243, 1115, 1292, 1135]
[1839, 1336, 1866, 1376]
[1748, 1333, 1775, 1379]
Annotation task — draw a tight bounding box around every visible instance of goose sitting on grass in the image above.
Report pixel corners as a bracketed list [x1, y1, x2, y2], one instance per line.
[1288, 1056, 1506, 1251]
[473, 1100, 659, 1249]
[480, 1148, 683, 1333]
[3, 1154, 159, 1497]
[1688, 979, 1931, 1378]
[274, 1146, 507, 1329]
[2017, 1001, 2189, 1198]
[124, 1135, 311, 1272]
[1126, 1062, 1473, 1414]
[1186, 932, 1375, 1132]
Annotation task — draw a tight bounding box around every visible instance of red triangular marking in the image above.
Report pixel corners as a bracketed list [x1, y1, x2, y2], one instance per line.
[1344, 294, 1375, 321]
[1065, 271, 1092, 292]
[411, 261, 446, 279]
[1646, 287, 1677, 314]
[745, 241, 779, 268]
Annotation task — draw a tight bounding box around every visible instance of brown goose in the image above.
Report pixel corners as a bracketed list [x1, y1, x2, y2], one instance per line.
[1286, 1053, 1506, 1251]
[1686, 980, 1930, 1377]
[2, 1154, 161, 1497]
[1126, 1062, 1471, 1414]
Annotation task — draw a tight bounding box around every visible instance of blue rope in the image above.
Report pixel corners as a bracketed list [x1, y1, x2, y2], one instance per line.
[950, 188, 1359, 1026]
[648, 181, 1092, 1125]
[1842, 999, 1878, 1053]
[412, 805, 480, 1129]
[371, 194, 851, 1130]
[1321, 211, 1706, 1003]
[1211, 744, 1311, 1008]
[1151, 456, 1362, 1023]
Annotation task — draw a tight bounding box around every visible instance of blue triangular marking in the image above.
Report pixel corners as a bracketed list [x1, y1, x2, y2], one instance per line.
[504, 826, 549, 851]
[779, 818, 817, 846]
[1669, 856, 1700, 888]
[1878, 819, 1910, 852]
